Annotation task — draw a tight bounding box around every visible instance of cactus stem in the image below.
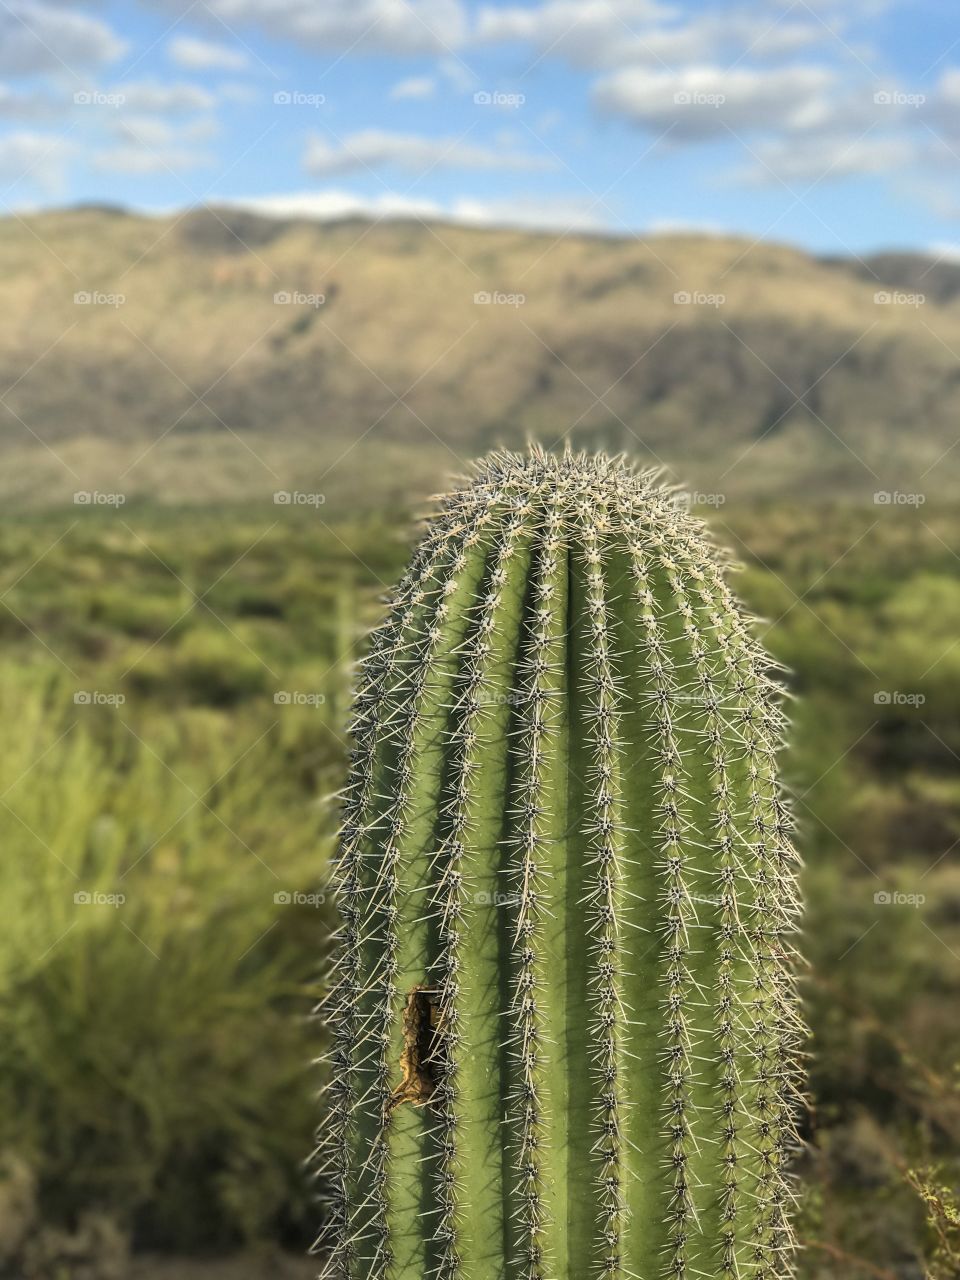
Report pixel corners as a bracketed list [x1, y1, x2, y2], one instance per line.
[322, 449, 803, 1280]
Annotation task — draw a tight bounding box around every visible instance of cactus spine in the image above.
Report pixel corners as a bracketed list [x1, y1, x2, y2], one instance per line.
[318, 447, 803, 1280]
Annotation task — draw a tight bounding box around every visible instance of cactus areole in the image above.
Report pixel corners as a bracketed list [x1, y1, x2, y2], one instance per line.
[319, 448, 803, 1280]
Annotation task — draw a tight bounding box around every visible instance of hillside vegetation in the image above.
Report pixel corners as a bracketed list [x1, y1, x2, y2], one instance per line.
[0, 206, 956, 507]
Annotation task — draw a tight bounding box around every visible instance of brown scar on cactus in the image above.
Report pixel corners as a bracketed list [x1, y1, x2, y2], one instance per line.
[390, 986, 443, 1108]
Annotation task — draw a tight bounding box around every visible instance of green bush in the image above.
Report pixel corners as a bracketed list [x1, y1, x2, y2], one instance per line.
[0, 671, 333, 1249]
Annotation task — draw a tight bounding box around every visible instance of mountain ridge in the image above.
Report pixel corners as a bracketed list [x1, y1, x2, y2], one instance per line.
[1, 206, 955, 510]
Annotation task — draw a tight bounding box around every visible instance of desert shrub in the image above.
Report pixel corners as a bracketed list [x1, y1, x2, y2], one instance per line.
[0, 670, 335, 1250]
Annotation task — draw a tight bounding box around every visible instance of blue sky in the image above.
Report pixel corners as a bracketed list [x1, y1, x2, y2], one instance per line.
[1, 0, 958, 253]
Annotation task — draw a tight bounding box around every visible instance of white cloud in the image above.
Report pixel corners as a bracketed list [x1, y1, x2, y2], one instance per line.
[937, 68, 960, 105]
[475, 1, 821, 70]
[437, 56, 477, 91]
[918, 183, 960, 221]
[772, 0, 890, 13]
[219, 82, 260, 104]
[93, 145, 212, 175]
[303, 129, 556, 175]
[476, 0, 674, 68]
[648, 217, 726, 236]
[744, 20, 826, 57]
[449, 193, 608, 231]
[145, 0, 467, 55]
[390, 76, 436, 100]
[220, 188, 609, 232]
[0, 0, 125, 75]
[91, 111, 218, 174]
[168, 35, 250, 72]
[927, 242, 960, 263]
[220, 189, 448, 220]
[110, 80, 216, 114]
[740, 132, 917, 185]
[536, 109, 563, 133]
[112, 115, 219, 148]
[475, 0, 667, 46]
[0, 131, 73, 192]
[0, 84, 58, 120]
[593, 64, 836, 139]
[908, 69, 960, 145]
[932, 67, 960, 135]
[708, 70, 957, 186]
[589, 61, 934, 186]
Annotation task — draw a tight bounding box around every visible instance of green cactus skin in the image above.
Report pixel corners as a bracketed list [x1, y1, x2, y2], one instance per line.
[317, 448, 803, 1280]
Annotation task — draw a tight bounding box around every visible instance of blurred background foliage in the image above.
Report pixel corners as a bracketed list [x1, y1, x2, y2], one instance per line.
[0, 498, 956, 1278]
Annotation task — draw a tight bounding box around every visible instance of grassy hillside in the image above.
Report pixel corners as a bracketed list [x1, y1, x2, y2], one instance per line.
[1, 206, 957, 508]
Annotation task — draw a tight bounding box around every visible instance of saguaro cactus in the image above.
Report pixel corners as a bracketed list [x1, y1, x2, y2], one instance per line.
[318, 447, 803, 1280]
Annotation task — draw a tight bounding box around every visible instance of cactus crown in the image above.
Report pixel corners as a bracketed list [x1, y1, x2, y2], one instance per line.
[318, 446, 803, 1280]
